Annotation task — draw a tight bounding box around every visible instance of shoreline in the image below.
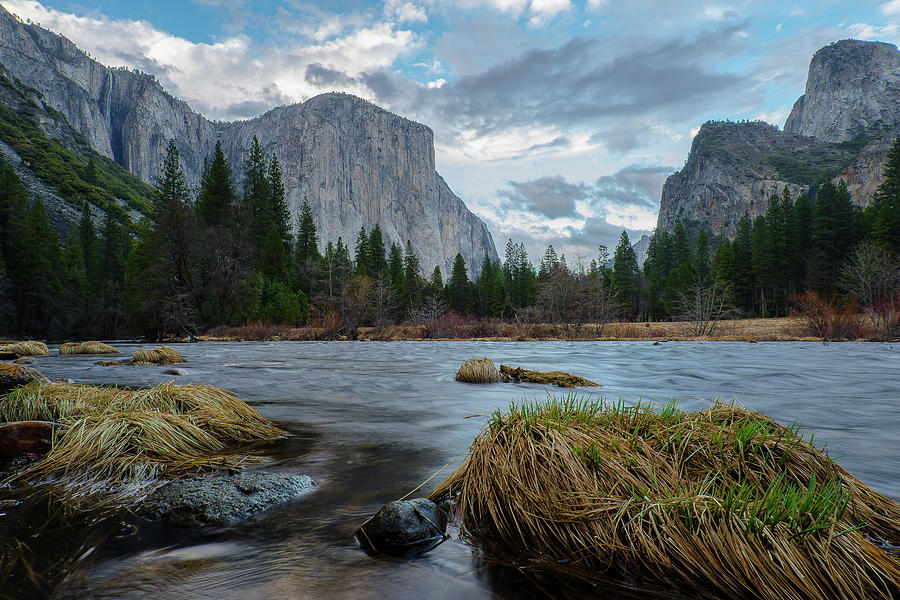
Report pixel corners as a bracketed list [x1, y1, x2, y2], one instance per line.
[6, 317, 897, 346]
[193, 316, 886, 343]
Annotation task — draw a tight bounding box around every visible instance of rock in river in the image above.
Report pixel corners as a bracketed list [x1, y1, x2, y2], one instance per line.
[0, 362, 48, 394]
[0, 421, 54, 459]
[142, 471, 316, 527]
[355, 498, 448, 556]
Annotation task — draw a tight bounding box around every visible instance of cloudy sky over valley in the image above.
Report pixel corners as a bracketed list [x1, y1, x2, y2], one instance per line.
[1, 0, 896, 264]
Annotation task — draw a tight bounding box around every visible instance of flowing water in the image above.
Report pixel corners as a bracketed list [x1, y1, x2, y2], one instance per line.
[6, 341, 900, 599]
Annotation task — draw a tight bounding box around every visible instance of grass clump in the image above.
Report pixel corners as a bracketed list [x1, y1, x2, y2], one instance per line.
[1, 381, 284, 504]
[131, 346, 185, 365]
[499, 364, 599, 388]
[59, 342, 119, 355]
[430, 397, 900, 599]
[0, 341, 48, 357]
[456, 358, 500, 383]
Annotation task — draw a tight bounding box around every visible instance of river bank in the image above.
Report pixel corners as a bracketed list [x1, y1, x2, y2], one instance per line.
[197, 316, 826, 342]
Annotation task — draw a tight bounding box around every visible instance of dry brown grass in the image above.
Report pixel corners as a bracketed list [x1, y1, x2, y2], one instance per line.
[431, 398, 899, 599]
[0, 341, 49, 356]
[498, 365, 599, 388]
[59, 341, 119, 355]
[131, 346, 185, 365]
[195, 316, 825, 342]
[1, 381, 284, 504]
[456, 358, 500, 383]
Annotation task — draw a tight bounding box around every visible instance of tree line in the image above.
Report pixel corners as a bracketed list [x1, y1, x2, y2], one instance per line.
[2, 136, 899, 339]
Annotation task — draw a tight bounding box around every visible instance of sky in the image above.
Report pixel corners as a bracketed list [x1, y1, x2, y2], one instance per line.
[1, 0, 897, 265]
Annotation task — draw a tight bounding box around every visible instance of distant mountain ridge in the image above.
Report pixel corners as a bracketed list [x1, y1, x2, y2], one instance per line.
[0, 5, 498, 275]
[657, 39, 900, 236]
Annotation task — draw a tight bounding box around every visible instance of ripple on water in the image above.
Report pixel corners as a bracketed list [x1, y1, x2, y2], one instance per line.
[27, 340, 900, 599]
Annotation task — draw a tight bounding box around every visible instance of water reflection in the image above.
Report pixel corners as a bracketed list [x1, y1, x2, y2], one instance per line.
[8, 340, 898, 599]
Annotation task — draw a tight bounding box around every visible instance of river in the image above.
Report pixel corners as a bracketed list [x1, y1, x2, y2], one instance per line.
[9, 340, 900, 599]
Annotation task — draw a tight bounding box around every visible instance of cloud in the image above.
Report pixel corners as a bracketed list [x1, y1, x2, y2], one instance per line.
[493, 163, 668, 259]
[2, 0, 417, 120]
[847, 22, 900, 45]
[413, 23, 751, 142]
[594, 163, 674, 213]
[499, 175, 589, 218]
[881, 0, 900, 16]
[563, 217, 649, 254]
[385, 0, 428, 24]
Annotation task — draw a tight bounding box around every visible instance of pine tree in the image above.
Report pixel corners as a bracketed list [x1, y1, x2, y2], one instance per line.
[612, 230, 639, 319]
[539, 245, 559, 279]
[84, 154, 99, 185]
[97, 205, 131, 336]
[447, 253, 470, 313]
[368, 224, 387, 277]
[671, 221, 691, 268]
[809, 181, 854, 294]
[355, 226, 370, 275]
[388, 242, 404, 293]
[128, 139, 197, 337]
[196, 141, 235, 226]
[402, 240, 422, 310]
[790, 194, 812, 292]
[732, 214, 754, 314]
[872, 136, 900, 253]
[751, 215, 772, 316]
[476, 256, 504, 317]
[63, 224, 88, 334]
[294, 197, 319, 266]
[268, 154, 291, 251]
[18, 200, 64, 335]
[243, 136, 272, 252]
[429, 266, 444, 295]
[0, 157, 27, 283]
[155, 140, 190, 213]
[260, 225, 288, 281]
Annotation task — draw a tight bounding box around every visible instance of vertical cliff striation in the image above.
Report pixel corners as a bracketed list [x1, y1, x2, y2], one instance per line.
[0, 5, 497, 275]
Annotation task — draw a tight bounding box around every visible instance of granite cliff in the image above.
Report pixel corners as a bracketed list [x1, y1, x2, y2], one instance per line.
[0, 5, 497, 275]
[784, 40, 900, 142]
[657, 39, 900, 236]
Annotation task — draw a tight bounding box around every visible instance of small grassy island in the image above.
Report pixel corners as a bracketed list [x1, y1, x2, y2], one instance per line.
[430, 397, 900, 599]
[0, 376, 284, 504]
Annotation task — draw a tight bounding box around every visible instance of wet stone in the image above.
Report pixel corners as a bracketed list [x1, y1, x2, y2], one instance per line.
[0, 421, 54, 460]
[141, 471, 316, 527]
[356, 497, 448, 556]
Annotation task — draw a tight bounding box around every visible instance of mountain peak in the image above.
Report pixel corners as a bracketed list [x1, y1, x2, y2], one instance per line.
[785, 39, 900, 143]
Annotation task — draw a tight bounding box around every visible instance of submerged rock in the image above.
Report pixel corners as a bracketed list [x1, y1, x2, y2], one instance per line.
[356, 497, 448, 556]
[141, 471, 316, 527]
[0, 421, 54, 459]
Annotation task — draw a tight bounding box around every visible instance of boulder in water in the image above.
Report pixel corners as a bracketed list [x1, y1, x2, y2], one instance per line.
[355, 497, 448, 556]
[141, 471, 316, 526]
[0, 362, 48, 394]
[0, 421, 54, 459]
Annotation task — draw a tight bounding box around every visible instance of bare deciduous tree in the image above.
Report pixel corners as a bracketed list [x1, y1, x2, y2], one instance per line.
[676, 279, 736, 337]
[840, 241, 900, 339]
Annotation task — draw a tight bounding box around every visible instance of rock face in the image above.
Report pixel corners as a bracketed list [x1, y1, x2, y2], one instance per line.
[0, 6, 497, 275]
[657, 122, 851, 236]
[658, 39, 900, 237]
[141, 471, 316, 526]
[784, 40, 900, 142]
